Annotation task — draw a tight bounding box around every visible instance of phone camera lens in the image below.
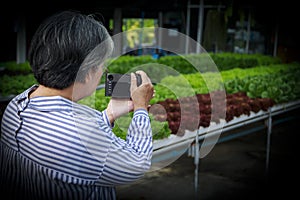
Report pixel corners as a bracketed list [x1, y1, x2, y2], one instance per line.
[107, 74, 114, 81]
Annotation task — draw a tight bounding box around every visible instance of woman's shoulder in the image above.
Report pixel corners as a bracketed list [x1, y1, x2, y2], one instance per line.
[73, 102, 103, 119]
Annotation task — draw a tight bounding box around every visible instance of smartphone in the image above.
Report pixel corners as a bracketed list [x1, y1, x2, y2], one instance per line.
[105, 73, 142, 98]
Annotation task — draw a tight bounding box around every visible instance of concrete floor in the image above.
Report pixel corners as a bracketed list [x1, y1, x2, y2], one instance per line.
[116, 108, 300, 200]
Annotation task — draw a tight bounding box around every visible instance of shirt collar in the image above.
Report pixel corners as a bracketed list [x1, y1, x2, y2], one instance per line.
[14, 84, 74, 112]
[13, 84, 38, 112]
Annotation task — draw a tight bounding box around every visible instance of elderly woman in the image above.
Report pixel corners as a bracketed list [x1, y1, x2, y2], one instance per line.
[0, 10, 154, 200]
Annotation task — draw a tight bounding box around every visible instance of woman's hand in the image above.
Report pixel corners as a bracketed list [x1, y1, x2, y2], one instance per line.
[130, 71, 154, 111]
[106, 99, 134, 124]
[106, 70, 153, 124]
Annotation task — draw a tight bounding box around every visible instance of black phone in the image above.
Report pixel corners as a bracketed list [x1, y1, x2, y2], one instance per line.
[104, 73, 142, 98]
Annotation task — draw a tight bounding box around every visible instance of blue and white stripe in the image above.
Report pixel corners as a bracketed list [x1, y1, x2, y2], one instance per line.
[0, 85, 153, 199]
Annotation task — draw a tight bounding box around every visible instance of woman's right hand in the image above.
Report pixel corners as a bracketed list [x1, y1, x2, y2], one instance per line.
[130, 71, 154, 111]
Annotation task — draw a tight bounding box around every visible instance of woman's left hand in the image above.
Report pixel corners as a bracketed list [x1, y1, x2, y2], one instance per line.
[106, 98, 134, 124]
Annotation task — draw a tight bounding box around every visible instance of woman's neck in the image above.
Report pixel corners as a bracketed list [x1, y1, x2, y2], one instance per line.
[29, 85, 75, 101]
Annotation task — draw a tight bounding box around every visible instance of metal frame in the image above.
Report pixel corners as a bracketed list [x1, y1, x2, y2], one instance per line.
[151, 100, 300, 198]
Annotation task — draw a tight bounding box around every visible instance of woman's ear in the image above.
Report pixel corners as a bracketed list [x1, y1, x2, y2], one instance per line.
[85, 72, 92, 83]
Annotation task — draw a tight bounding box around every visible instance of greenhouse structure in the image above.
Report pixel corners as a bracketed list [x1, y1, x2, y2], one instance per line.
[1, 0, 299, 199]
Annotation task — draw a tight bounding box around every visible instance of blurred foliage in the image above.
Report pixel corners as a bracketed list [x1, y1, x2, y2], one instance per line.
[0, 52, 284, 97]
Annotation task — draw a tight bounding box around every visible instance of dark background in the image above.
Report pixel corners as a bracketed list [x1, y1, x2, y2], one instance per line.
[1, 0, 299, 62]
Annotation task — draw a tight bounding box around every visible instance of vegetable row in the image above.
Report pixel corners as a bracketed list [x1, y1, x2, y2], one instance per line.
[79, 63, 300, 140]
[1, 54, 299, 140]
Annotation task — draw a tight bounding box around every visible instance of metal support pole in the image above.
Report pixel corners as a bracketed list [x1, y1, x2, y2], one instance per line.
[185, 0, 191, 54]
[16, 17, 26, 64]
[265, 108, 272, 177]
[245, 11, 251, 54]
[194, 129, 200, 199]
[196, 0, 204, 53]
[138, 12, 145, 56]
[158, 12, 163, 48]
[273, 24, 279, 57]
[113, 8, 122, 55]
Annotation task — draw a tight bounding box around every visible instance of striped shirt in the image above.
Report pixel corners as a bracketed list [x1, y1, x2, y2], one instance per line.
[0, 85, 153, 200]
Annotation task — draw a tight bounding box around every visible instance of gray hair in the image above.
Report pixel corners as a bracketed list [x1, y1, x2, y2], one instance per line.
[28, 10, 114, 89]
